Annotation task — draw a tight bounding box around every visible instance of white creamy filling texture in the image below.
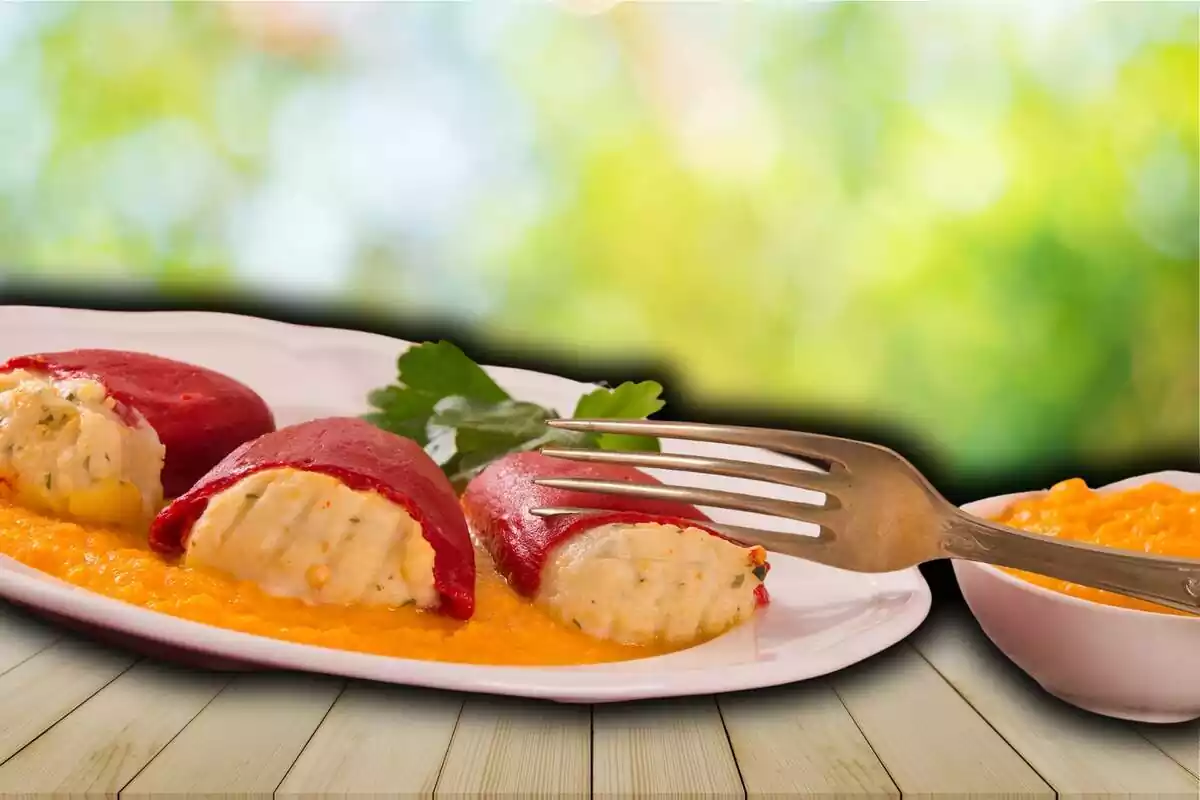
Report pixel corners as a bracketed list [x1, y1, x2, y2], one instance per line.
[537, 522, 765, 646]
[0, 369, 165, 527]
[185, 467, 438, 609]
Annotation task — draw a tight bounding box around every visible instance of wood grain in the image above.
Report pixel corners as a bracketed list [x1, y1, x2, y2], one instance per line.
[0, 603, 58, 677]
[832, 644, 1054, 798]
[122, 672, 344, 799]
[0, 601, 1195, 798]
[1139, 723, 1199, 778]
[593, 696, 744, 799]
[0, 660, 226, 797]
[277, 682, 464, 799]
[720, 681, 898, 798]
[912, 609, 1199, 796]
[436, 695, 589, 799]
[0, 638, 135, 765]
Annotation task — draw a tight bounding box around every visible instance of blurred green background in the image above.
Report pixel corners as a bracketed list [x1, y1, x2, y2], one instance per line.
[0, 2, 1196, 484]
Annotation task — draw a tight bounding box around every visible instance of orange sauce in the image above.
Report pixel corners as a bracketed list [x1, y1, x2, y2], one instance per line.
[0, 497, 679, 665]
[993, 478, 1200, 615]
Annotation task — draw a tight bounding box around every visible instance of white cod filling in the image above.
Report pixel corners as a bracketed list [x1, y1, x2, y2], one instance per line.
[537, 522, 765, 646]
[0, 369, 165, 528]
[185, 467, 439, 609]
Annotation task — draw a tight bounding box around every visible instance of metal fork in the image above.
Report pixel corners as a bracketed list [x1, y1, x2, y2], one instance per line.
[532, 419, 1200, 616]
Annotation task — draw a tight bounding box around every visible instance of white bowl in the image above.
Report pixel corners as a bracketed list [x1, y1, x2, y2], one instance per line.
[954, 470, 1200, 724]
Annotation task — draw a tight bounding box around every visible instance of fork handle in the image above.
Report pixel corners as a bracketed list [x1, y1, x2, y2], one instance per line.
[941, 512, 1200, 615]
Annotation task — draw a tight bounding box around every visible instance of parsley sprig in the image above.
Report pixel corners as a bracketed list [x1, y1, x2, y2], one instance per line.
[364, 341, 665, 489]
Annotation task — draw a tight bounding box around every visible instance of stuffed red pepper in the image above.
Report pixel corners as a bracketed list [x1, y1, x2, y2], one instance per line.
[0, 349, 274, 528]
[149, 417, 476, 620]
[463, 451, 769, 646]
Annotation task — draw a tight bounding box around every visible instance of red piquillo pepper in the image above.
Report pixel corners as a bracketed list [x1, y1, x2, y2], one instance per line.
[462, 451, 769, 605]
[148, 417, 476, 620]
[1, 349, 276, 498]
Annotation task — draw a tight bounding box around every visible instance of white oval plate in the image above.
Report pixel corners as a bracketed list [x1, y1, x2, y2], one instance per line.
[0, 305, 931, 702]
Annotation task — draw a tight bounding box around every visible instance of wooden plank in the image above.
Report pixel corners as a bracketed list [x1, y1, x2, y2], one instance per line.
[435, 695, 589, 798]
[1139, 723, 1199, 778]
[912, 609, 1199, 796]
[0, 639, 135, 764]
[832, 644, 1053, 798]
[0, 603, 58, 677]
[0, 660, 227, 796]
[593, 696, 743, 799]
[122, 672, 344, 799]
[719, 681, 898, 798]
[277, 682, 463, 799]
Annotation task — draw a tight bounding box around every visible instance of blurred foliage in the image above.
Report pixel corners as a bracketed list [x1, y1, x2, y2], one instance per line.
[0, 2, 1195, 479]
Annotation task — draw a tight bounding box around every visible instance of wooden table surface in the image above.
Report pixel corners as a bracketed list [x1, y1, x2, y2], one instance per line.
[0, 598, 1195, 799]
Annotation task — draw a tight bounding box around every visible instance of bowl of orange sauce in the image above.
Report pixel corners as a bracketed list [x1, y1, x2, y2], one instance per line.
[953, 470, 1200, 724]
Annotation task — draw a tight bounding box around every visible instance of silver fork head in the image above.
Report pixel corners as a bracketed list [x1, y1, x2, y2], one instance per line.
[534, 420, 1200, 614]
[533, 419, 952, 572]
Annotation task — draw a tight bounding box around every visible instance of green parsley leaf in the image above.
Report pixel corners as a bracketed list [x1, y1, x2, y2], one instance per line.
[573, 380, 665, 420]
[364, 386, 439, 445]
[426, 396, 591, 489]
[365, 341, 510, 446]
[396, 341, 509, 404]
[571, 380, 664, 452]
[363, 342, 667, 490]
[427, 397, 552, 468]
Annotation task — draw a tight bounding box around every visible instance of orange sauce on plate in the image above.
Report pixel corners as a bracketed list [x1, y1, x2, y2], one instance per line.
[0, 497, 679, 665]
[992, 478, 1200, 615]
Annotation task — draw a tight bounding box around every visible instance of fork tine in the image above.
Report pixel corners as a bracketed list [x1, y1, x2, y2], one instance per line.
[538, 447, 843, 497]
[529, 506, 837, 564]
[547, 419, 858, 467]
[709, 523, 838, 564]
[532, 477, 837, 528]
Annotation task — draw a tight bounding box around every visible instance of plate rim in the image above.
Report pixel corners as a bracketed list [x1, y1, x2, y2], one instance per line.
[0, 304, 934, 701]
